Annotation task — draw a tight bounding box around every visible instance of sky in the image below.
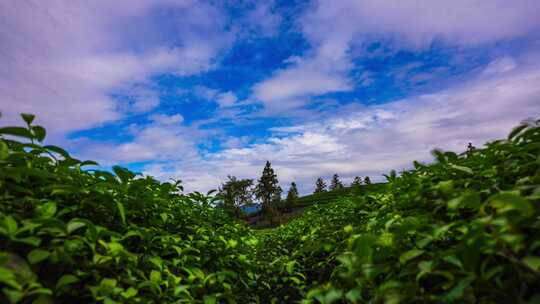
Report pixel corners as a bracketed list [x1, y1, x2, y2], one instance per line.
[1, 0, 540, 195]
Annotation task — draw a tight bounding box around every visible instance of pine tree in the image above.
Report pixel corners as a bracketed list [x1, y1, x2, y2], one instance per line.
[285, 182, 299, 207]
[364, 176, 372, 185]
[351, 176, 362, 187]
[254, 161, 282, 213]
[314, 177, 327, 193]
[329, 174, 344, 191]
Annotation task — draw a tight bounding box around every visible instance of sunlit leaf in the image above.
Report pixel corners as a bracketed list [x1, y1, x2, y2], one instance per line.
[28, 249, 50, 264]
[115, 200, 126, 225]
[56, 274, 79, 288]
[399, 249, 425, 264]
[489, 193, 533, 215]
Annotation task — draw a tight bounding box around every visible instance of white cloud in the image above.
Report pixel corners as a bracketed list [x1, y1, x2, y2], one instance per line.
[150, 113, 184, 125]
[216, 92, 238, 107]
[482, 57, 518, 76]
[243, 1, 282, 37]
[253, 56, 351, 105]
[249, 0, 540, 114]
[142, 57, 540, 194]
[193, 86, 240, 108]
[78, 122, 200, 165]
[0, 0, 232, 134]
[251, 52, 353, 114]
[302, 0, 540, 49]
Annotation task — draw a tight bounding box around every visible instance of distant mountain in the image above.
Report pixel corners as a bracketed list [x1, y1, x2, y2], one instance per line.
[240, 204, 261, 214]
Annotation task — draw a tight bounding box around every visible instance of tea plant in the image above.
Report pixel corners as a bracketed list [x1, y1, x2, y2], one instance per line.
[1, 113, 539, 303]
[0, 114, 270, 303]
[292, 119, 540, 303]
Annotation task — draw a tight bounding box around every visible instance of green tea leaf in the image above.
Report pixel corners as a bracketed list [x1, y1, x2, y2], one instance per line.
[150, 270, 161, 283]
[286, 261, 295, 274]
[0, 126, 34, 139]
[399, 249, 425, 264]
[32, 126, 46, 142]
[0, 140, 9, 160]
[56, 274, 79, 288]
[489, 193, 533, 215]
[67, 219, 87, 234]
[28, 249, 50, 264]
[203, 295, 217, 304]
[443, 276, 474, 301]
[43, 145, 71, 159]
[37, 201, 57, 218]
[15, 236, 42, 247]
[450, 164, 474, 175]
[21, 113, 35, 125]
[121, 287, 138, 299]
[522, 256, 540, 272]
[115, 200, 126, 225]
[3, 216, 18, 235]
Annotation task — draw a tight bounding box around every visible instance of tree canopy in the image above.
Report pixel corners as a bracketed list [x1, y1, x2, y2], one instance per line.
[285, 182, 299, 207]
[351, 176, 362, 187]
[218, 175, 253, 216]
[254, 161, 282, 212]
[364, 176, 372, 185]
[329, 174, 344, 191]
[314, 177, 327, 193]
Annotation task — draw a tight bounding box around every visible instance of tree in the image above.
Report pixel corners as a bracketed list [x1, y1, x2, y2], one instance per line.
[364, 176, 372, 185]
[314, 177, 327, 193]
[466, 142, 476, 158]
[284, 182, 299, 210]
[329, 174, 344, 191]
[351, 176, 362, 187]
[254, 161, 282, 213]
[218, 175, 253, 217]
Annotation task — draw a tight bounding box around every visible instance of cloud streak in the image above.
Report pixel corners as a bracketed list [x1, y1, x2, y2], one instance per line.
[249, 0, 540, 114]
[143, 56, 540, 194]
[0, 0, 232, 134]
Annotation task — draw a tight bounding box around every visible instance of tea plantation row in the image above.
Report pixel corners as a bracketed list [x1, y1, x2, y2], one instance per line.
[1, 115, 539, 303]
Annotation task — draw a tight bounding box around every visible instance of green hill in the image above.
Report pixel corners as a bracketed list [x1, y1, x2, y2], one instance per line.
[244, 184, 386, 228]
[294, 183, 387, 207]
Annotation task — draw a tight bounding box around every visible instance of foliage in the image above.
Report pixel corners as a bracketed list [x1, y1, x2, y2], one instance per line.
[296, 184, 385, 207]
[254, 161, 282, 213]
[268, 119, 540, 303]
[218, 176, 253, 217]
[314, 178, 327, 193]
[283, 182, 299, 211]
[329, 174, 344, 191]
[363, 176, 372, 185]
[2, 114, 540, 303]
[0, 114, 271, 303]
[351, 176, 362, 187]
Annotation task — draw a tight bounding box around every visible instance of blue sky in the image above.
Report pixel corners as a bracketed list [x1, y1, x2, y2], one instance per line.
[1, 0, 540, 194]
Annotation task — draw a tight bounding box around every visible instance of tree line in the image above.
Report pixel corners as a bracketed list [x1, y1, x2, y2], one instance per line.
[217, 161, 371, 217]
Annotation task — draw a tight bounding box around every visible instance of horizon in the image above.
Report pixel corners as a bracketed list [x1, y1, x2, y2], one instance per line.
[2, 1, 540, 195]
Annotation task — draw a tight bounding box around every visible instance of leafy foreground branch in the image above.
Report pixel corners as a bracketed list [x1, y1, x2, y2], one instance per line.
[1, 114, 540, 303]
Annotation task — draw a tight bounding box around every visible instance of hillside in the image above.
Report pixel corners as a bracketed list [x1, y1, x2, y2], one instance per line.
[294, 183, 387, 207]
[1, 115, 540, 303]
[245, 183, 386, 228]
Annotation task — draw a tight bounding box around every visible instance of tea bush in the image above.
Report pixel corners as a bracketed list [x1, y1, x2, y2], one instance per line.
[1, 114, 540, 303]
[0, 114, 273, 303]
[270, 119, 540, 303]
